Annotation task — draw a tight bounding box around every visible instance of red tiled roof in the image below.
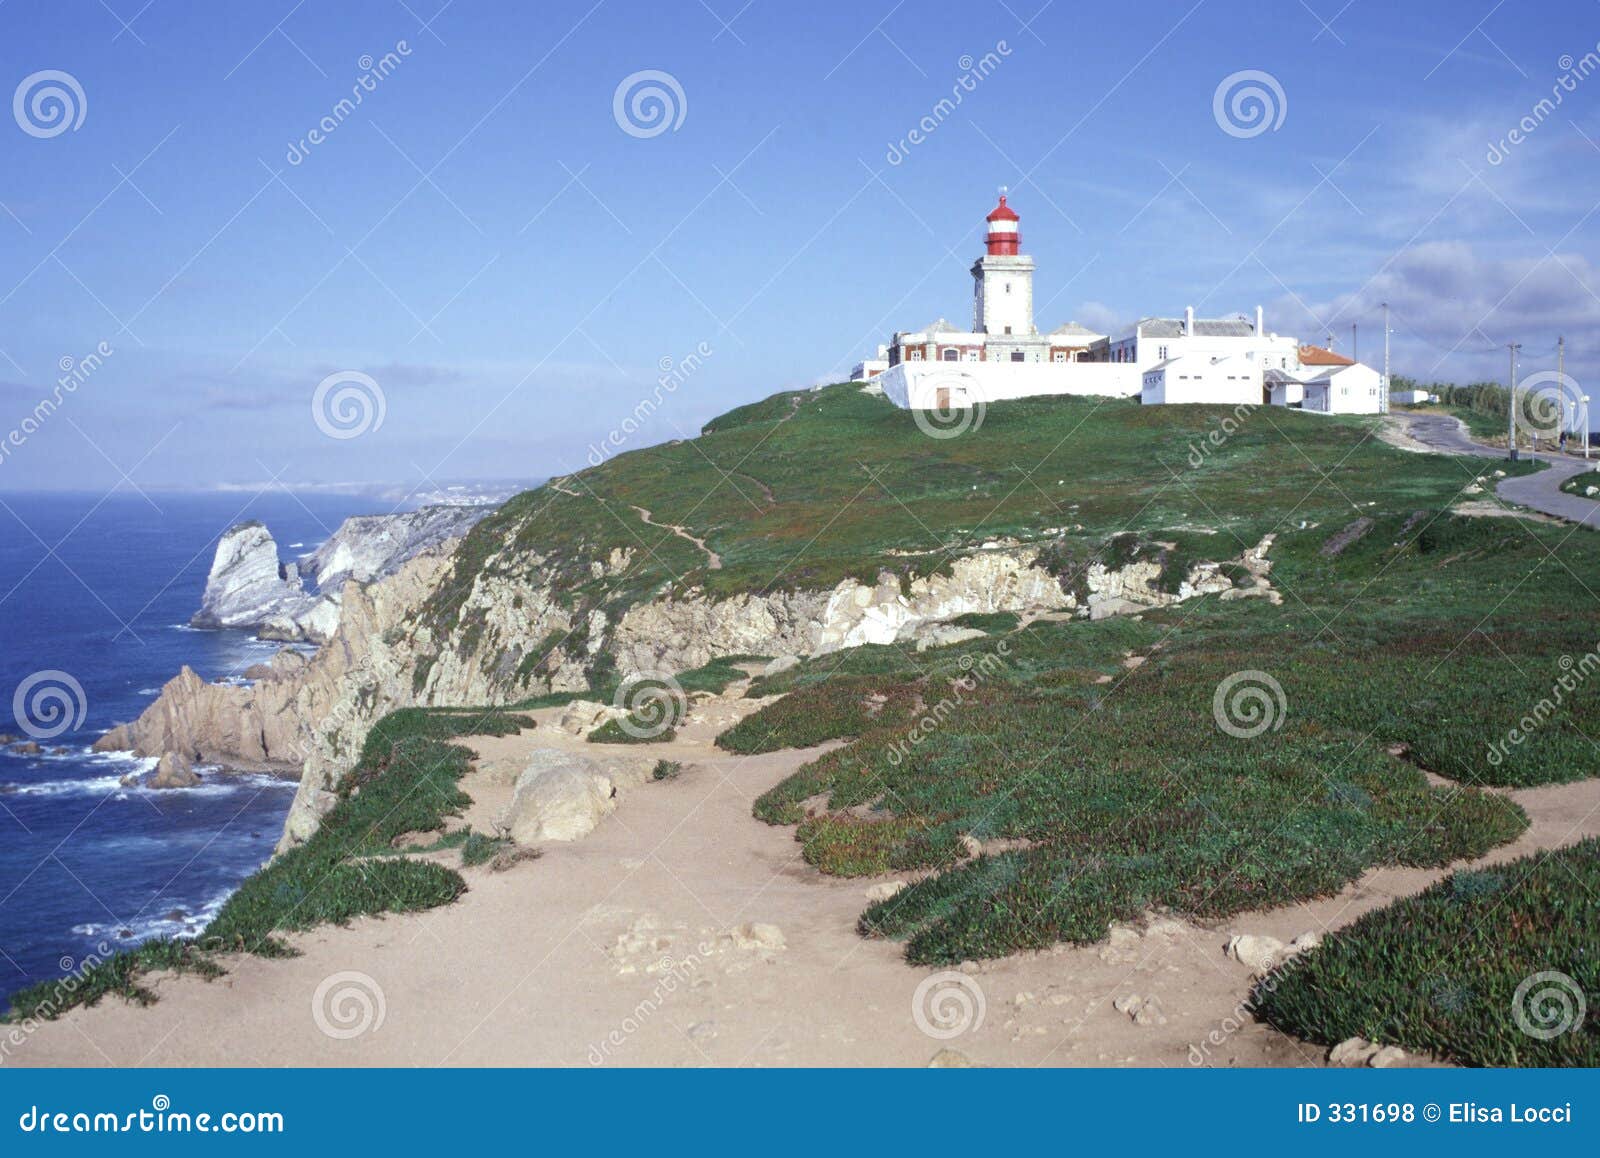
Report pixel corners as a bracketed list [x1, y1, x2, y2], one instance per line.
[1299, 344, 1355, 366]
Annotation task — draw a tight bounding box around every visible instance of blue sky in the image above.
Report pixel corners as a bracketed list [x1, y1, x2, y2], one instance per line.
[2, 0, 1599, 491]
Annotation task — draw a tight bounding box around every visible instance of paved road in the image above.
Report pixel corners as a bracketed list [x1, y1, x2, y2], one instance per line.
[1394, 411, 1600, 529]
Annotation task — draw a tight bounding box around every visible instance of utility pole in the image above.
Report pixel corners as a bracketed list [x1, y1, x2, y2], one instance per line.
[1381, 302, 1390, 415]
[1352, 322, 1359, 364]
[1507, 342, 1521, 460]
[1558, 335, 1567, 451]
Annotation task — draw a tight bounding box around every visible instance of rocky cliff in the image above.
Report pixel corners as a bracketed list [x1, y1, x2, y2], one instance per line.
[189, 504, 493, 643]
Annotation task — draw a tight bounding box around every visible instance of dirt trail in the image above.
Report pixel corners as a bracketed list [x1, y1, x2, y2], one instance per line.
[15, 690, 1600, 1068]
[629, 505, 722, 570]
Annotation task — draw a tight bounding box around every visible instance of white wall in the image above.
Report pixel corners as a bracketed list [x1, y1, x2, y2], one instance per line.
[1304, 364, 1383, 414]
[879, 361, 1141, 409]
[1141, 358, 1262, 407]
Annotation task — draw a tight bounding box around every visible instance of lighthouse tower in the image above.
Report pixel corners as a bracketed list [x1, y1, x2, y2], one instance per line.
[971, 190, 1041, 360]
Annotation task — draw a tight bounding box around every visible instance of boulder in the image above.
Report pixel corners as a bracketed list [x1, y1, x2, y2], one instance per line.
[503, 754, 617, 844]
[1326, 1035, 1408, 1068]
[150, 751, 201, 789]
[1225, 934, 1287, 973]
[10, 741, 41, 755]
[557, 700, 625, 736]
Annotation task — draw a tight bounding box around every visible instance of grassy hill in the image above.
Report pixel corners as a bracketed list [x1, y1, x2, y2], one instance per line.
[417, 383, 1542, 691]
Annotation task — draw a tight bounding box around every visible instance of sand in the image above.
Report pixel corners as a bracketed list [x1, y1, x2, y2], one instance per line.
[12, 689, 1600, 1069]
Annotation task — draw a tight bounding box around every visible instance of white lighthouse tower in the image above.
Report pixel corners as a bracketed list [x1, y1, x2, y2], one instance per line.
[971, 190, 1046, 362]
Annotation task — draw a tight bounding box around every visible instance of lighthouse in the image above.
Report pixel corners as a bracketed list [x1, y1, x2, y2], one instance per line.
[971, 189, 1041, 360]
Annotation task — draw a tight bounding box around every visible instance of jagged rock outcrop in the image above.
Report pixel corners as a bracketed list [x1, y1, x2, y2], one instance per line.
[189, 505, 494, 644]
[191, 522, 330, 640]
[305, 505, 494, 589]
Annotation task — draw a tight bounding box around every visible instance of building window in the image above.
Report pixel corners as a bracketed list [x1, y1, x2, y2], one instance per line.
[1010, 352, 1024, 362]
[1053, 351, 1066, 363]
[941, 348, 958, 361]
[1004, 283, 1011, 294]
[965, 350, 979, 361]
[1004, 326, 1012, 335]
[909, 349, 922, 361]
[1158, 346, 1168, 360]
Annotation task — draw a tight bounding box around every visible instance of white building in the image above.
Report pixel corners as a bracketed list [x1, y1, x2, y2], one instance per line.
[877, 194, 1142, 409]
[864, 192, 1391, 415]
[1266, 346, 1385, 415]
[1107, 306, 1299, 373]
[1142, 353, 1261, 407]
[850, 346, 889, 382]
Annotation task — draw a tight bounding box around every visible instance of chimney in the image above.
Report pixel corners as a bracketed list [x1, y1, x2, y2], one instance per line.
[1184, 305, 1195, 335]
[1255, 305, 1264, 336]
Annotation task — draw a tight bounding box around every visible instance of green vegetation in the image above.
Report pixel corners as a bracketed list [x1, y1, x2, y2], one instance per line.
[948, 611, 1021, 634]
[1561, 469, 1600, 498]
[413, 382, 1553, 699]
[651, 760, 682, 781]
[4, 706, 533, 1020]
[721, 497, 1600, 964]
[1256, 838, 1600, 1066]
[588, 716, 676, 744]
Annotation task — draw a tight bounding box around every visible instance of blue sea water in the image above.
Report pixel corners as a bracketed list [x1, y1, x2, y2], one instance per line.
[0, 491, 376, 1006]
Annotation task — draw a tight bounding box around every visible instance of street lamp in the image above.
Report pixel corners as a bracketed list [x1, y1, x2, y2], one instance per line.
[1584, 396, 1592, 462]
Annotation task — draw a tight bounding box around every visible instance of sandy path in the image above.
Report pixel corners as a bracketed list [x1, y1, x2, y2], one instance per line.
[628, 505, 722, 570]
[14, 694, 1600, 1069]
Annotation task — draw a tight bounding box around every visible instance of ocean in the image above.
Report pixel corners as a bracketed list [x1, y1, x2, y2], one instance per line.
[0, 490, 377, 1006]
